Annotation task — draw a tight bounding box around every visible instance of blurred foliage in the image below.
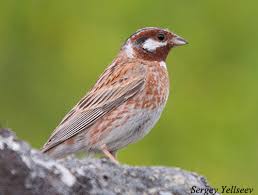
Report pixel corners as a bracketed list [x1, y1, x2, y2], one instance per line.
[0, 0, 257, 189]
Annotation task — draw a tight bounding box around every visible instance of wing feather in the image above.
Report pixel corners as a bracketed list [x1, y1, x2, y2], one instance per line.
[42, 76, 145, 152]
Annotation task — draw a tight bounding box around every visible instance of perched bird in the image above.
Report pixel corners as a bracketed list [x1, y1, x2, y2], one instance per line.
[42, 27, 187, 164]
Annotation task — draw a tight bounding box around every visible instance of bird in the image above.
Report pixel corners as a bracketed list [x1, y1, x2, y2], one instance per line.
[41, 27, 188, 164]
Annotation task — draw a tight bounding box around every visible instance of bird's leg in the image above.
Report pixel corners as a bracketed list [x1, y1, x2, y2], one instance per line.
[110, 151, 117, 159]
[101, 145, 119, 164]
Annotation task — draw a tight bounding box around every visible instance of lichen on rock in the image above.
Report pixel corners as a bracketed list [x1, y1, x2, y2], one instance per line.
[0, 129, 218, 195]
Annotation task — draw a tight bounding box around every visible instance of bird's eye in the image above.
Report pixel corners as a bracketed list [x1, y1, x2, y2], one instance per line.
[157, 33, 165, 41]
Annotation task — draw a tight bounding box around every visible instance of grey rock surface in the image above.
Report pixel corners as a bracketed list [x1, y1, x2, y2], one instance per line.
[0, 128, 217, 195]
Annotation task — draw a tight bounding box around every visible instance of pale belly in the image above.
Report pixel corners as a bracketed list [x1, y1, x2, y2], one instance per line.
[100, 103, 166, 151]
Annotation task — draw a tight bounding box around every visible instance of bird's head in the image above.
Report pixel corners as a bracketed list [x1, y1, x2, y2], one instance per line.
[123, 27, 188, 61]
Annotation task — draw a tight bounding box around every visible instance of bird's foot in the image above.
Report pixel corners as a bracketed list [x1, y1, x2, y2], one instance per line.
[101, 145, 119, 165]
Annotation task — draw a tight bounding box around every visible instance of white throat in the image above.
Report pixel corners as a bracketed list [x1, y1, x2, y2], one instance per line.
[160, 61, 167, 69]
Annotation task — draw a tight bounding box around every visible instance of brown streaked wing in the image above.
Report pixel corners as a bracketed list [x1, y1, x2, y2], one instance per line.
[41, 77, 145, 153]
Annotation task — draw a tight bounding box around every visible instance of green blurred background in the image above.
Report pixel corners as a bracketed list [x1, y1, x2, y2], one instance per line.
[0, 0, 257, 190]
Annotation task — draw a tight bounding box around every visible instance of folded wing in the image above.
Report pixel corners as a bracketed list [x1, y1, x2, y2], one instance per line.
[42, 64, 146, 153]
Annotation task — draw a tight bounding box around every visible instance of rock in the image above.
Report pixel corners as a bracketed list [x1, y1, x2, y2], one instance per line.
[0, 128, 218, 195]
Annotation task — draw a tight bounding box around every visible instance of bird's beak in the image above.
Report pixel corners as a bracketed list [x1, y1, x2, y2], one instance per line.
[170, 34, 188, 46]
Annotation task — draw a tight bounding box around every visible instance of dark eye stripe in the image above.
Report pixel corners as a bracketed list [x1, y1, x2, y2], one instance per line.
[136, 36, 148, 44]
